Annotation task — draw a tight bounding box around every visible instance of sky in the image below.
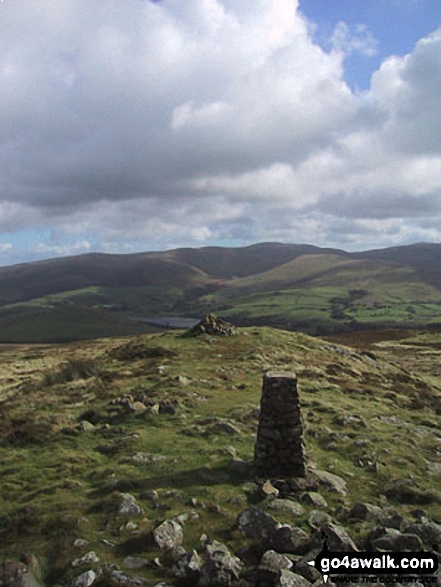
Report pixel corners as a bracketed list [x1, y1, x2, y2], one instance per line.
[0, 0, 441, 265]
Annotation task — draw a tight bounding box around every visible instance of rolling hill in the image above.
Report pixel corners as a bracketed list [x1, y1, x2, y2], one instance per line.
[1, 242, 441, 341]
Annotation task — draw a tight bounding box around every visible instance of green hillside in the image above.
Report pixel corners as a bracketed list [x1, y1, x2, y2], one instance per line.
[2, 243, 441, 341]
[1, 326, 440, 585]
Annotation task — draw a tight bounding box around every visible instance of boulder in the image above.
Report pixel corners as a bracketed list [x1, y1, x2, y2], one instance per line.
[348, 502, 383, 522]
[153, 520, 184, 551]
[267, 499, 306, 517]
[314, 470, 348, 496]
[301, 492, 327, 508]
[271, 526, 313, 555]
[403, 522, 441, 549]
[324, 522, 358, 552]
[68, 571, 97, 587]
[367, 528, 423, 551]
[198, 540, 242, 586]
[236, 507, 281, 543]
[172, 550, 202, 583]
[118, 494, 144, 516]
[72, 552, 99, 567]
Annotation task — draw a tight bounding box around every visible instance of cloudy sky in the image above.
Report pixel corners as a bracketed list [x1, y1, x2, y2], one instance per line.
[1, 0, 440, 265]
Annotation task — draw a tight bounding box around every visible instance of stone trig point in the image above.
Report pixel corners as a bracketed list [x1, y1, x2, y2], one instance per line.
[254, 372, 306, 478]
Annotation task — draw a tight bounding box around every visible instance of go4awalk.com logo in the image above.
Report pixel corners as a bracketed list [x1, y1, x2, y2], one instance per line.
[308, 546, 439, 584]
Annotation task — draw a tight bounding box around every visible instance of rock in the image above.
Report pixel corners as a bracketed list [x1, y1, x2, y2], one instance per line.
[186, 314, 236, 337]
[271, 526, 312, 555]
[235, 506, 281, 543]
[267, 499, 306, 517]
[308, 511, 332, 531]
[68, 571, 97, 587]
[262, 480, 280, 498]
[314, 470, 348, 496]
[153, 520, 183, 551]
[332, 414, 368, 428]
[301, 492, 327, 508]
[384, 478, 440, 504]
[139, 490, 159, 502]
[118, 494, 144, 516]
[260, 550, 293, 573]
[348, 502, 383, 522]
[368, 528, 424, 551]
[198, 540, 242, 586]
[107, 570, 146, 587]
[275, 570, 312, 587]
[324, 522, 358, 552]
[72, 552, 100, 567]
[293, 561, 322, 584]
[79, 421, 95, 432]
[378, 513, 404, 530]
[403, 522, 441, 548]
[172, 550, 202, 581]
[0, 562, 41, 587]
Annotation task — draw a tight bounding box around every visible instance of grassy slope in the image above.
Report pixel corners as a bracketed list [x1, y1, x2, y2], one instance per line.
[201, 255, 441, 332]
[0, 304, 160, 343]
[2, 243, 441, 341]
[0, 327, 440, 585]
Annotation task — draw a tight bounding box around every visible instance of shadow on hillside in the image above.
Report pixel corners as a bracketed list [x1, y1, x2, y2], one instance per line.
[91, 464, 252, 498]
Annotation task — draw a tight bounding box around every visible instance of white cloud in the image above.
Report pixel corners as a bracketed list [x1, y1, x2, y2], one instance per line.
[0, 0, 440, 259]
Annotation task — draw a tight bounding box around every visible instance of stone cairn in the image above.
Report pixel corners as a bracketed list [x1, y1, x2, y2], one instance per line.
[186, 314, 236, 337]
[254, 371, 306, 478]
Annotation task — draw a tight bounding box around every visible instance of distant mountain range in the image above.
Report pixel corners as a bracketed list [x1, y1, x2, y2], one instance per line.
[1, 242, 441, 342]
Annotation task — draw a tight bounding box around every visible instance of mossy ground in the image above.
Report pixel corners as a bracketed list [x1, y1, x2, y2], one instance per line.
[0, 327, 440, 585]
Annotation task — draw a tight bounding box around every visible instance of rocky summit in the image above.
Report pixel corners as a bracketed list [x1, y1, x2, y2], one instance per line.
[0, 326, 440, 586]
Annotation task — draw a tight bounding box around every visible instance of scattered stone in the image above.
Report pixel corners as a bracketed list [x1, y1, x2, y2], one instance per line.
[323, 522, 358, 552]
[271, 526, 313, 555]
[368, 528, 423, 551]
[267, 499, 306, 517]
[348, 502, 383, 522]
[275, 570, 312, 587]
[72, 552, 100, 567]
[186, 314, 236, 337]
[235, 507, 281, 543]
[301, 492, 328, 508]
[384, 478, 440, 504]
[78, 421, 95, 432]
[172, 550, 202, 581]
[378, 513, 404, 530]
[260, 550, 293, 573]
[314, 470, 348, 496]
[403, 521, 441, 548]
[68, 570, 96, 587]
[139, 490, 159, 502]
[332, 414, 368, 428]
[293, 560, 322, 584]
[118, 494, 144, 516]
[262, 480, 280, 498]
[308, 511, 332, 531]
[0, 561, 41, 587]
[198, 539, 243, 586]
[107, 570, 146, 587]
[153, 520, 183, 551]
